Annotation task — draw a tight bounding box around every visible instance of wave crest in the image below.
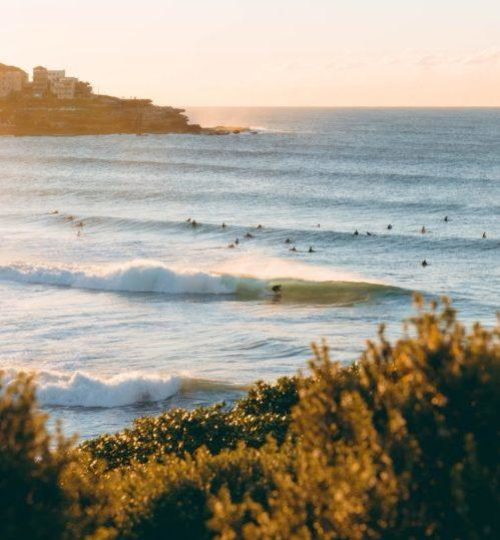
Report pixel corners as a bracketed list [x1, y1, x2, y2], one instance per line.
[0, 259, 406, 304]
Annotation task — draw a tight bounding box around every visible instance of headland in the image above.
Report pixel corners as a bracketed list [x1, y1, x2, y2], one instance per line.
[0, 63, 250, 136]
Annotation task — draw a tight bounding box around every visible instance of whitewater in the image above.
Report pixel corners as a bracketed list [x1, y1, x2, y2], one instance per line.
[0, 107, 498, 438]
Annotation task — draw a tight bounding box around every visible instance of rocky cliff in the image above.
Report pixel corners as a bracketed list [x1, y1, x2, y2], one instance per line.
[0, 94, 204, 136]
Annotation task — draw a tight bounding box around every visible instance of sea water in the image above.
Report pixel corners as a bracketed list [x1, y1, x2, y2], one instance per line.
[0, 108, 498, 439]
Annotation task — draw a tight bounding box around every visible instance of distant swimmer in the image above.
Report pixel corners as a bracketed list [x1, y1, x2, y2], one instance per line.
[257, 224, 263, 229]
[222, 222, 227, 228]
[308, 246, 315, 253]
[285, 238, 291, 244]
[421, 226, 426, 234]
[366, 231, 373, 236]
[421, 259, 428, 267]
[353, 229, 359, 236]
[245, 232, 255, 239]
[191, 220, 199, 227]
[482, 232, 487, 239]
[444, 216, 449, 222]
[387, 224, 393, 230]
[235, 238, 240, 245]
[289, 246, 297, 252]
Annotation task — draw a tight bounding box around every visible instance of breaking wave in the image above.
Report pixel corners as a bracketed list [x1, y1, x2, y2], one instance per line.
[1, 369, 244, 408]
[0, 259, 407, 304]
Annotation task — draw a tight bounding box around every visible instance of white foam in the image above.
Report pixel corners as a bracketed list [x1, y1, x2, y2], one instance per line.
[0, 259, 265, 296]
[212, 255, 382, 284]
[3, 369, 181, 407]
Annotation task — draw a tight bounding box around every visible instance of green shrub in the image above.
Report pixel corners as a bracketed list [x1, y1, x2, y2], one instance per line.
[82, 376, 300, 470]
[104, 444, 283, 540]
[210, 299, 500, 539]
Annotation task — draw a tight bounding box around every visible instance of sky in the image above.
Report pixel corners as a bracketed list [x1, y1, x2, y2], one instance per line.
[2, 0, 500, 106]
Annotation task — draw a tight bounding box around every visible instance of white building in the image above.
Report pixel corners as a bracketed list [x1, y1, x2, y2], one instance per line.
[52, 76, 77, 99]
[47, 70, 66, 84]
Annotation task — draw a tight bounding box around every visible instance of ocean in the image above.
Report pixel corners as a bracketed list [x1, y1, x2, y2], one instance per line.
[0, 107, 498, 439]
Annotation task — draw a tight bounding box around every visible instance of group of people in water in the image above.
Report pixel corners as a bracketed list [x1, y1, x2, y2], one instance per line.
[50, 210, 489, 272]
[184, 214, 489, 270]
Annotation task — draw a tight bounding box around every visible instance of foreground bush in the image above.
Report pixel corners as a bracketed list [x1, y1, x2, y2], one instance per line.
[211, 299, 500, 539]
[0, 299, 498, 539]
[83, 376, 300, 469]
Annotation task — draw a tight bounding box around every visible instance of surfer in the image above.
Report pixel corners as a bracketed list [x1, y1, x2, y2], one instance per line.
[257, 224, 263, 229]
[285, 238, 291, 244]
[235, 238, 240, 245]
[186, 218, 191, 223]
[245, 232, 255, 239]
[387, 224, 393, 230]
[289, 246, 297, 252]
[421, 226, 426, 234]
[421, 259, 428, 267]
[444, 216, 449, 222]
[222, 222, 227, 228]
[482, 232, 487, 239]
[353, 229, 359, 236]
[191, 220, 199, 227]
[366, 231, 373, 236]
[271, 284, 282, 295]
[308, 246, 315, 253]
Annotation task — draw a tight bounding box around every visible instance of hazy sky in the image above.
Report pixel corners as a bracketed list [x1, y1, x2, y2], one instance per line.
[2, 0, 500, 106]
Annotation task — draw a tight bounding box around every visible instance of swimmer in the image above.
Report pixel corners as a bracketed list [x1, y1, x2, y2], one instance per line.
[257, 224, 263, 229]
[387, 224, 393, 230]
[308, 246, 315, 253]
[289, 246, 297, 252]
[421, 259, 428, 267]
[482, 232, 487, 239]
[222, 222, 227, 228]
[353, 229, 359, 236]
[366, 231, 373, 236]
[421, 226, 426, 234]
[444, 216, 449, 222]
[245, 232, 255, 239]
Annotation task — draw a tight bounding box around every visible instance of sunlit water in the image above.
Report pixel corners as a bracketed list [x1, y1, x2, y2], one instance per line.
[0, 108, 498, 439]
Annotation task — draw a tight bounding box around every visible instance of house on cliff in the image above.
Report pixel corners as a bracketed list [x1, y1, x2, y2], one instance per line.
[0, 64, 28, 97]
